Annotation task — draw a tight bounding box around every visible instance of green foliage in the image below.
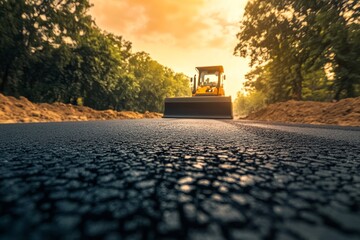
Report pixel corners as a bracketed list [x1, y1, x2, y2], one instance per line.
[128, 52, 191, 112]
[234, 0, 360, 103]
[0, 0, 191, 112]
[234, 91, 267, 116]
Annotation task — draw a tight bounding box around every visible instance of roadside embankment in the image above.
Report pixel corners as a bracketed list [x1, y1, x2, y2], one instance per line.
[245, 97, 360, 126]
[0, 94, 162, 124]
[1, 93, 359, 126]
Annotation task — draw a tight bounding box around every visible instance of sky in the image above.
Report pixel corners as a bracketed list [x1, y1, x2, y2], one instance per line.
[89, 0, 249, 99]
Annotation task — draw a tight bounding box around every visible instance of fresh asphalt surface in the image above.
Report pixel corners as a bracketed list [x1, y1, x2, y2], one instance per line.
[0, 119, 359, 240]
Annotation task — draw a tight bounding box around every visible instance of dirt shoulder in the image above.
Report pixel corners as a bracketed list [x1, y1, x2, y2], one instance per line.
[0, 94, 162, 124]
[2, 94, 359, 126]
[245, 97, 360, 126]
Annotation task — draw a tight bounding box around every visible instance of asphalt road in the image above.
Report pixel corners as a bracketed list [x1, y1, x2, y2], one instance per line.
[0, 119, 359, 240]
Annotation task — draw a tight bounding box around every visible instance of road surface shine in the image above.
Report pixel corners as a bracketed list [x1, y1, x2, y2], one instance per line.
[0, 119, 359, 240]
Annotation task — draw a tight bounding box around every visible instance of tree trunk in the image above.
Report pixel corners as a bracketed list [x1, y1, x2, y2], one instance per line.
[334, 84, 343, 101]
[345, 82, 355, 98]
[292, 64, 303, 100]
[0, 63, 11, 93]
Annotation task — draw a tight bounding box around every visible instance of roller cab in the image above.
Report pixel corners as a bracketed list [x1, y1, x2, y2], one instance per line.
[163, 65, 233, 119]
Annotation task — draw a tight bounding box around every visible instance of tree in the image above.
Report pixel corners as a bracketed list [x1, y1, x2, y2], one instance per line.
[0, 0, 93, 100]
[292, 0, 360, 99]
[129, 52, 191, 112]
[234, 0, 308, 101]
[234, 0, 360, 103]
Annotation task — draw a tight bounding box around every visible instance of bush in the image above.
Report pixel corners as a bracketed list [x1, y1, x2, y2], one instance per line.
[234, 91, 267, 117]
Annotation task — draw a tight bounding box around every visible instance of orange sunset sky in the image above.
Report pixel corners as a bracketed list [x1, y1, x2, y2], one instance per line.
[89, 0, 249, 99]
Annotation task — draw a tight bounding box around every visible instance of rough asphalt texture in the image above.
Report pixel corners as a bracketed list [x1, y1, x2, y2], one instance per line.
[0, 119, 359, 240]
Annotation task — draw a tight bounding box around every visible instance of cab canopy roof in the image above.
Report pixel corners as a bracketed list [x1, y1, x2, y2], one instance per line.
[196, 66, 224, 74]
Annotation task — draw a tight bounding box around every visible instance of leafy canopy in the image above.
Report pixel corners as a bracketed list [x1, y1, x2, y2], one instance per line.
[234, 0, 360, 107]
[0, 0, 191, 112]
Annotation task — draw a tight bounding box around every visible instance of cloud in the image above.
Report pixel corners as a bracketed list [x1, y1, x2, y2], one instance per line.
[89, 0, 241, 49]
